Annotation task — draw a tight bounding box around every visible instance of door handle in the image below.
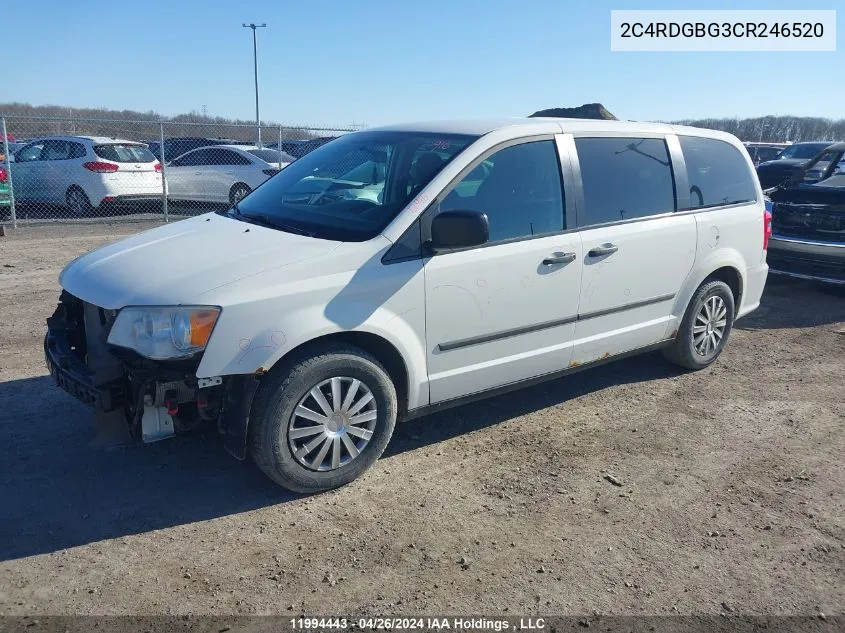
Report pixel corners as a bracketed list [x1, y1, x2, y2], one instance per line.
[542, 252, 576, 266]
[588, 243, 619, 257]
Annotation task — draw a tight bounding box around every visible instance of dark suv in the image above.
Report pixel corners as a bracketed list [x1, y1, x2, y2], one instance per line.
[767, 142, 845, 285]
[756, 142, 834, 189]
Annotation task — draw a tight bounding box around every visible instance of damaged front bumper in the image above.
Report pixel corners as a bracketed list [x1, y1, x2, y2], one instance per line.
[44, 326, 124, 411]
[44, 292, 257, 457]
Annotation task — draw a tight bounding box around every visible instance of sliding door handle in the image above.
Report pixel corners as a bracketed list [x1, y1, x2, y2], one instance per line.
[588, 243, 619, 257]
[542, 252, 576, 266]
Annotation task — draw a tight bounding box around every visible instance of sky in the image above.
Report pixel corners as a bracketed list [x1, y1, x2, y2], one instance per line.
[4, 0, 843, 128]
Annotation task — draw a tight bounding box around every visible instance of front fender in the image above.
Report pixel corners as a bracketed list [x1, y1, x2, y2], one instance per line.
[196, 262, 429, 410]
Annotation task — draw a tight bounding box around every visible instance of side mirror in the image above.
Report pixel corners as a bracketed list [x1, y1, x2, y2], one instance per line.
[429, 210, 489, 252]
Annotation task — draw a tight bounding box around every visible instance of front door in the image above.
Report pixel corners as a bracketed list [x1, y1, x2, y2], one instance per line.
[166, 148, 211, 202]
[423, 138, 583, 404]
[570, 136, 696, 364]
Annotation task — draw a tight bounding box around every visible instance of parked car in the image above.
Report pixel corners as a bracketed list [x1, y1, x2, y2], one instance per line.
[0, 157, 10, 217]
[10, 136, 163, 215]
[266, 139, 309, 155]
[144, 141, 161, 161]
[45, 119, 768, 492]
[289, 136, 338, 158]
[767, 142, 845, 285]
[166, 145, 294, 205]
[744, 142, 789, 166]
[756, 141, 834, 189]
[158, 137, 239, 163]
[2, 141, 26, 157]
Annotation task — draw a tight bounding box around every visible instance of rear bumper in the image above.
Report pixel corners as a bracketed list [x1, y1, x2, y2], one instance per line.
[737, 261, 768, 319]
[768, 235, 845, 285]
[98, 194, 162, 209]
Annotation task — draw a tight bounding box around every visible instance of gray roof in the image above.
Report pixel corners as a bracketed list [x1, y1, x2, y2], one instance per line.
[363, 118, 738, 140]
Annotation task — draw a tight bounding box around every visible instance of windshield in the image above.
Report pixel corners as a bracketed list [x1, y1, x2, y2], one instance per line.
[776, 144, 829, 160]
[232, 131, 477, 241]
[801, 149, 844, 181]
[248, 148, 294, 164]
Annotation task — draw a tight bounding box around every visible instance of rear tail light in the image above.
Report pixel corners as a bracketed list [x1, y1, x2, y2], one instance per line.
[763, 208, 773, 251]
[262, 168, 280, 176]
[154, 163, 162, 173]
[83, 161, 119, 173]
[0, 167, 7, 183]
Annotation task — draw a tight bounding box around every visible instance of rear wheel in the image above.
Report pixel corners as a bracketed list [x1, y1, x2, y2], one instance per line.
[663, 280, 735, 370]
[229, 183, 251, 206]
[66, 187, 93, 217]
[249, 343, 397, 493]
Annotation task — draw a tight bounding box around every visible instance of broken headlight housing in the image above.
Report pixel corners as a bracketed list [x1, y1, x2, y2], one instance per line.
[107, 306, 220, 360]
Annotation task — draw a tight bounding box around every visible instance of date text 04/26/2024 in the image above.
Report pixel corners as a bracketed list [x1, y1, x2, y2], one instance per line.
[289, 618, 546, 631]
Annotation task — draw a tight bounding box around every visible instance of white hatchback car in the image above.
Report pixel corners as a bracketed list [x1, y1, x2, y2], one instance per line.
[165, 144, 294, 205]
[46, 119, 769, 492]
[11, 136, 162, 215]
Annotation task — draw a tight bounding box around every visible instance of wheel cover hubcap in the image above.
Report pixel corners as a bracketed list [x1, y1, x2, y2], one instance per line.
[693, 295, 727, 356]
[288, 376, 377, 472]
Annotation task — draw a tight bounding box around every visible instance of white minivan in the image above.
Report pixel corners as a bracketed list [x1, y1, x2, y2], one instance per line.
[46, 119, 770, 492]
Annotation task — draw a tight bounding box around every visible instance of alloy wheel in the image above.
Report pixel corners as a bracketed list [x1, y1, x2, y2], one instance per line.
[693, 295, 727, 356]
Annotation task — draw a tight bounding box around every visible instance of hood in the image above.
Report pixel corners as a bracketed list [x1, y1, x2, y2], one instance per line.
[758, 159, 807, 170]
[59, 213, 341, 309]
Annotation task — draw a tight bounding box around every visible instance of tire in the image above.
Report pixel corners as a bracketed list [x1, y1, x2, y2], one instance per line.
[663, 280, 735, 370]
[66, 187, 93, 217]
[229, 183, 251, 206]
[249, 343, 398, 493]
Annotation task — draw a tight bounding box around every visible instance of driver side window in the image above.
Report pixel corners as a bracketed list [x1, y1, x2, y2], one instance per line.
[440, 140, 565, 243]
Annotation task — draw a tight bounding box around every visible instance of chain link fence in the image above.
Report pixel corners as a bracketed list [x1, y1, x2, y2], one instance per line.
[0, 115, 358, 230]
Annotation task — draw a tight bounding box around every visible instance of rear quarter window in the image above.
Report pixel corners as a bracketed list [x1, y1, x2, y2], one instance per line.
[679, 136, 757, 209]
[94, 144, 156, 163]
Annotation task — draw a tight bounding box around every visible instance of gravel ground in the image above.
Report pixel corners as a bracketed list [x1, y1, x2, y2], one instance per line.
[0, 223, 843, 618]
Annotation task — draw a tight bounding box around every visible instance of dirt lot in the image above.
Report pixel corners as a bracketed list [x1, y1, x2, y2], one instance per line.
[0, 222, 843, 618]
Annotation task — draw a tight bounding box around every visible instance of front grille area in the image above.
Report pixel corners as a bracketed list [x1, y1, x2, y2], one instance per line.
[45, 292, 126, 411]
[47, 291, 88, 363]
[772, 201, 845, 243]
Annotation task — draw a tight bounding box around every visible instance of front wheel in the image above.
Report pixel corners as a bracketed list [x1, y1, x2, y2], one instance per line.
[663, 280, 735, 370]
[249, 343, 397, 493]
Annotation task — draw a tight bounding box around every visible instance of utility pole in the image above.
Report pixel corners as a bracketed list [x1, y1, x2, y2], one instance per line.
[242, 22, 266, 147]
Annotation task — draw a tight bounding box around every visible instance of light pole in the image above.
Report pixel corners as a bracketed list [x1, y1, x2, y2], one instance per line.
[242, 22, 266, 147]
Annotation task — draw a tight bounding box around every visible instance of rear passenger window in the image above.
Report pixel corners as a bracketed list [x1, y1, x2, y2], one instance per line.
[575, 137, 675, 226]
[94, 144, 156, 163]
[679, 136, 757, 209]
[441, 140, 565, 243]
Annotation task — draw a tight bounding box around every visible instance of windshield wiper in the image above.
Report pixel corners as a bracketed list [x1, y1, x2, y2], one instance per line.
[242, 212, 315, 237]
[224, 202, 314, 237]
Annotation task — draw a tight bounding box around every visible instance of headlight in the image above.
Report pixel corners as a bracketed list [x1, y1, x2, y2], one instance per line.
[107, 306, 220, 360]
